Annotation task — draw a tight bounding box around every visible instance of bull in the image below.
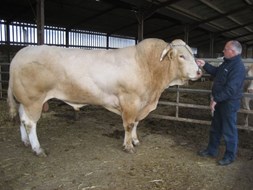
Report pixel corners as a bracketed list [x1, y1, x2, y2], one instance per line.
[7, 38, 201, 156]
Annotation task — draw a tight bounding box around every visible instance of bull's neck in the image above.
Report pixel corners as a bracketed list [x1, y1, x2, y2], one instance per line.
[147, 60, 173, 92]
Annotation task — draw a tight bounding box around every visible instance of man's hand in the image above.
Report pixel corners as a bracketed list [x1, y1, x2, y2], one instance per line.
[196, 59, 205, 67]
[210, 99, 217, 116]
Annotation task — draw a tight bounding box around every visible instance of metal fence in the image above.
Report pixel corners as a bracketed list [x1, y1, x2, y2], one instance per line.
[150, 86, 253, 130]
[0, 62, 8, 98]
[0, 20, 136, 49]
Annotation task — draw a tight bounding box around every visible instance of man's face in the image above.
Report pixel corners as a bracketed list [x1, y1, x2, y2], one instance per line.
[223, 42, 237, 59]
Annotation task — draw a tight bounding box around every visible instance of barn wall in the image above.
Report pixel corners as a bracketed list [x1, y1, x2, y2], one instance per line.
[197, 41, 252, 59]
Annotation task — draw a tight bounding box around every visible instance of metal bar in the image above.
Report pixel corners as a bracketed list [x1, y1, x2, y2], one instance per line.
[0, 71, 9, 74]
[0, 81, 9, 83]
[158, 101, 210, 109]
[158, 101, 253, 114]
[0, 63, 10, 66]
[167, 87, 211, 93]
[149, 114, 211, 125]
[150, 114, 253, 131]
[176, 85, 179, 117]
[0, 65, 2, 98]
[166, 87, 253, 98]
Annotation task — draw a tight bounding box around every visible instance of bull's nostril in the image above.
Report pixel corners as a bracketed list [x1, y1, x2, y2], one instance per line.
[197, 70, 202, 76]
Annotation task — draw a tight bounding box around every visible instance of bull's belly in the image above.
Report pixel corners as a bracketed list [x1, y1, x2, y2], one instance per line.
[46, 90, 121, 114]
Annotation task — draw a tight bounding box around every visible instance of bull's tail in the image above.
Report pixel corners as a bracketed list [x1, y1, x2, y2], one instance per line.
[7, 85, 18, 120]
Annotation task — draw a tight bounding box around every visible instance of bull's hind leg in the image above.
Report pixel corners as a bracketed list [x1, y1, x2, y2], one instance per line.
[20, 121, 30, 147]
[19, 104, 46, 157]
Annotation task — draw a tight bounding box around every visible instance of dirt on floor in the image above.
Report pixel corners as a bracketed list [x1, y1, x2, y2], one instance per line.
[0, 82, 253, 190]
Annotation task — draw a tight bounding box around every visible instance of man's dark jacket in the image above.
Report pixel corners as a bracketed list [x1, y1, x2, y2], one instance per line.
[203, 55, 246, 103]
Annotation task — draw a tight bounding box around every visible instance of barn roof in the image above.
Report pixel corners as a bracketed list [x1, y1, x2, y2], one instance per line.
[1, 0, 253, 49]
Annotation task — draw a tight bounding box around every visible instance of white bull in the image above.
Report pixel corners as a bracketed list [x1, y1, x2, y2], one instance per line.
[8, 38, 201, 156]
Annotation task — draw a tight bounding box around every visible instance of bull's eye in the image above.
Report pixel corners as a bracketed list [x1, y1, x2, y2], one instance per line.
[179, 55, 185, 59]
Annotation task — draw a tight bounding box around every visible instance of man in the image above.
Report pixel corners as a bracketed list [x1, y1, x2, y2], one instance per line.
[196, 40, 246, 166]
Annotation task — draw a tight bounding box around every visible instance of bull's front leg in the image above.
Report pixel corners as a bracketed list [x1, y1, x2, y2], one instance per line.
[123, 121, 140, 153]
[121, 98, 141, 153]
[131, 121, 140, 146]
[123, 122, 135, 153]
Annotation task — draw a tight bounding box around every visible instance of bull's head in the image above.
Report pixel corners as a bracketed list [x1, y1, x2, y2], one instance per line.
[160, 39, 202, 85]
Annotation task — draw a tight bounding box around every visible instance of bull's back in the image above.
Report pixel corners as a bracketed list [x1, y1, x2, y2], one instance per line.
[9, 45, 144, 105]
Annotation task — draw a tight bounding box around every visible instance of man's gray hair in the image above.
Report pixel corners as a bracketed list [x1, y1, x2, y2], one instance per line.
[230, 40, 242, 55]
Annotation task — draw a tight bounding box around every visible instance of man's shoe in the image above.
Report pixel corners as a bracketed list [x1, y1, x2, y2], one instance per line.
[197, 149, 216, 158]
[218, 158, 234, 166]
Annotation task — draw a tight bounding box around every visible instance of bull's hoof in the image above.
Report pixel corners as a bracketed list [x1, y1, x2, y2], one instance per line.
[23, 141, 31, 147]
[123, 145, 136, 154]
[34, 148, 47, 157]
[132, 139, 140, 147]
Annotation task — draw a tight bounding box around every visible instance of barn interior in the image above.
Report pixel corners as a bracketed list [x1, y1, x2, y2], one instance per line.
[1, 0, 253, 58]
[0, 1, 253, 189]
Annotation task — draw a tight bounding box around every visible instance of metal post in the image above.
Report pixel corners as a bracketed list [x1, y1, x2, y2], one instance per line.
[36, 0, 48, 111]
[176, 85, 180, 118]
[0, 65, 2, 99]
[6, 20, 10, 62]
[137, 12, 144, 43]
[209, 33, 214, 58]
[184, 24, 189, 44]
[66, 28, 69, 47]
[106, 34, 109, 49]
[244, 44, 248, 58]
[37, 0, 44, 45]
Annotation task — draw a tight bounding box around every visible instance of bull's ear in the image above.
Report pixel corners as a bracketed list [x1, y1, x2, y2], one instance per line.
[160, 44, 171, 62]
[168, 48, 177, 60]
